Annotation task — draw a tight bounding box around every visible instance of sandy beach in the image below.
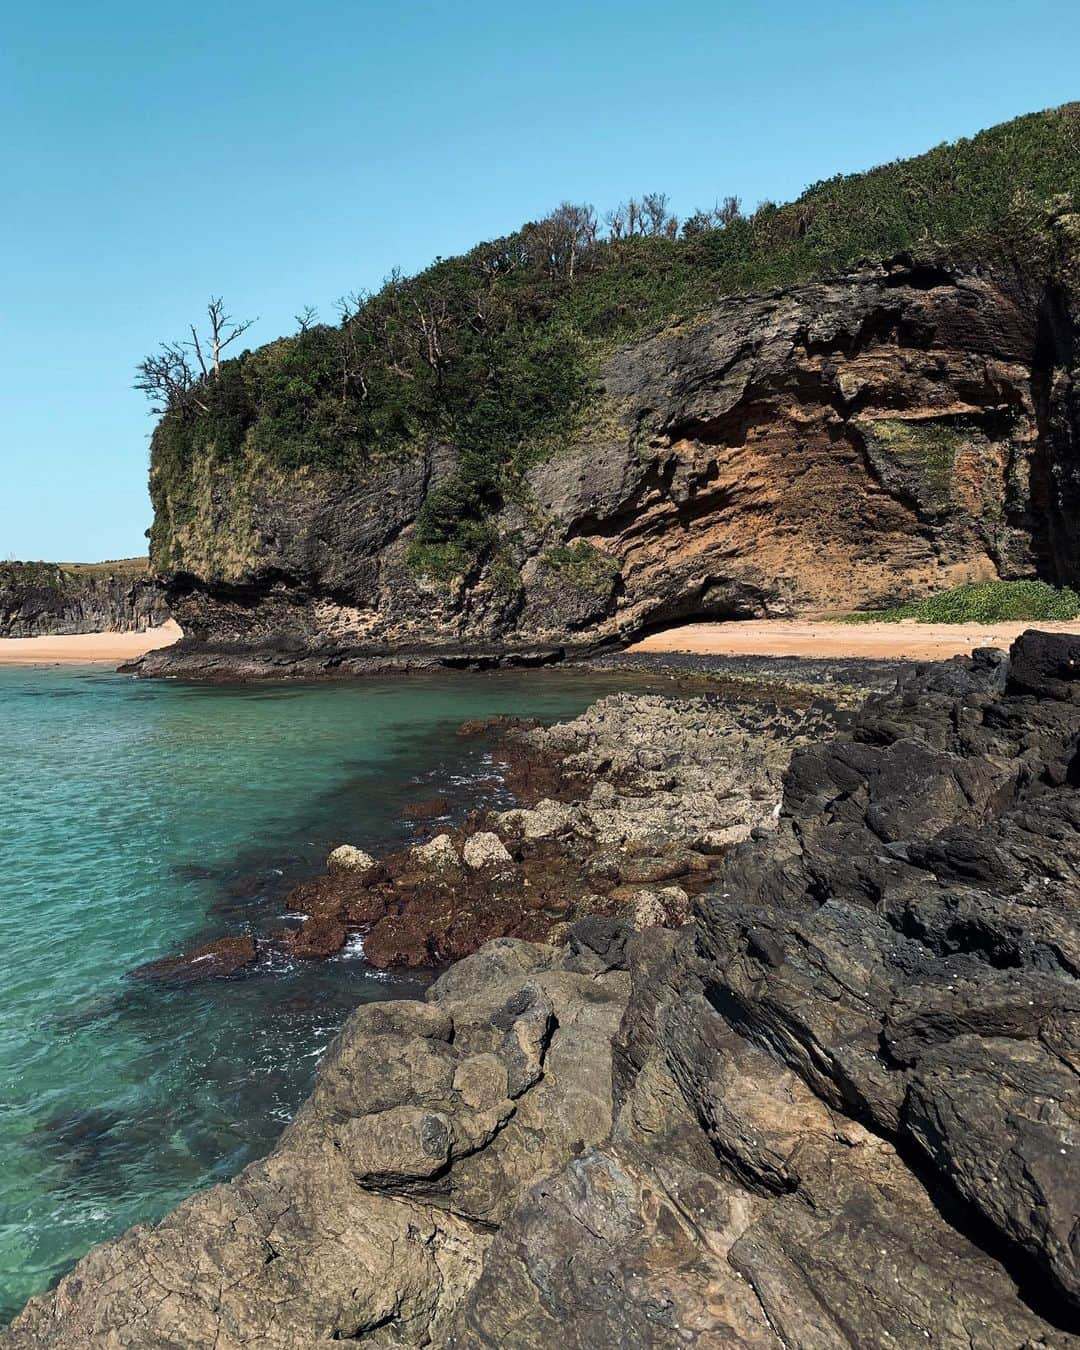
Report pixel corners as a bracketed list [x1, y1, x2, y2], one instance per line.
[627, 618, 1080, 662]
[0, 621, 182, 666]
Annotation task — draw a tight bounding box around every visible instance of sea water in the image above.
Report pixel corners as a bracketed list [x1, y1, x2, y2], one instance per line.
[0, 665, 632, 1320]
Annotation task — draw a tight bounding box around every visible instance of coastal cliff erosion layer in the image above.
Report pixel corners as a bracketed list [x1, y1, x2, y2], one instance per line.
[0, 561, 169, 638]
[134, 259, 1080, 679]
[6, 630, 1079, 1347]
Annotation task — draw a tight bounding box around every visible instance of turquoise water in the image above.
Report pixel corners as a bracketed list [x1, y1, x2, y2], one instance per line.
[0, 665, 632, 1321]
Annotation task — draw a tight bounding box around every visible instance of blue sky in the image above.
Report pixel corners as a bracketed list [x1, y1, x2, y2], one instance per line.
[2, 0, 1079, 561]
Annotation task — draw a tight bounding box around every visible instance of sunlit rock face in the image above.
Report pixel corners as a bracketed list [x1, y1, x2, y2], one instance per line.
[141, 259, 1080, 676]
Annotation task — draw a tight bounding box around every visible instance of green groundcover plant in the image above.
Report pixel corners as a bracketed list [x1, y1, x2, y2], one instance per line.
[842, 580, 1080, 625]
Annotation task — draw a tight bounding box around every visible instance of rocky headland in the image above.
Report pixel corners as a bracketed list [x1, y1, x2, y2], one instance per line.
[115, 106, 1080, 681]
[0, 560, 169, 638]
[6, 630, 1079, 1346]
[132, 255, 1080, 681]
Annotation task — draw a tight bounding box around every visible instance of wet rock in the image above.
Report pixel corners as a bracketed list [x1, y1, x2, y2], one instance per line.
[327, 843, 377, 875]
[130, 934, 258, 983]
[277, 916, 347, 959]
[401, 796, 451, 820]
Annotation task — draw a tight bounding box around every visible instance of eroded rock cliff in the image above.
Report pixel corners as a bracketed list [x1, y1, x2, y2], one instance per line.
[0, 561, 169, 638]
[8, 632, 1079, 1346]
[137, 260, 1080, 677]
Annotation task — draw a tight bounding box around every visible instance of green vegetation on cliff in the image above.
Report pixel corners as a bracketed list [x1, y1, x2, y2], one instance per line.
[0, 559, 150, 592]
[843, 580, 1080, 624]
[148, 104, 1080, 571]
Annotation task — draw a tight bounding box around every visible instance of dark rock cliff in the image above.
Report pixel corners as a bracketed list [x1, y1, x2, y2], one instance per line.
[136, 258, 1080, 677]
[7, 632, 1078, 1346]
[0, 562, 170, 638]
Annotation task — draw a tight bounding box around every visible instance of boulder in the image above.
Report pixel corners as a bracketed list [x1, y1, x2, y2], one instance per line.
[462, 832, 514, 871]
[327, 843, 377, 875]
[410, 833, 461, 871]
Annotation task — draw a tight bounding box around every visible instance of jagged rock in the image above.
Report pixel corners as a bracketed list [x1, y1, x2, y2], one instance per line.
[11, 635, 1080, 1345]
[327, 843, 377, 874]
[690, 631, 1080, 1314]
[410, 833, 461, 871]
[462, 832, 514, 871]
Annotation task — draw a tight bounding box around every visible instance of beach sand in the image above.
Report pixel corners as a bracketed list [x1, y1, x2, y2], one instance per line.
[0, 621, 182, 666]
[626, 617, 1080, 662]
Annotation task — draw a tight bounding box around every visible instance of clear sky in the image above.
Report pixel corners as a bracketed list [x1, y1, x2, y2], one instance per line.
[2, 0, 1079, 561]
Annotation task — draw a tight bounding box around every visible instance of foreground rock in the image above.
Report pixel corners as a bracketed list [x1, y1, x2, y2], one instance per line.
[132, 259, 1080, 679]
[4, 936, 629, 1346]
[8, 632, 1079, 1346]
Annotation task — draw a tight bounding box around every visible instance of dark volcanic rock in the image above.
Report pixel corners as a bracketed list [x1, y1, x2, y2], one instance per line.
[690, 629, 1080, 1313]
[7, 634, 1080, 1346]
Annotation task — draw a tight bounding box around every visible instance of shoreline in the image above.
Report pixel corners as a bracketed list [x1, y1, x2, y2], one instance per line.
[625, 616, 1080, 661]
[8, 631, 1079, 1343]
[111, 617, 1080, 683]
[128, 676, 836, 979]
[0, 621, 182, 666]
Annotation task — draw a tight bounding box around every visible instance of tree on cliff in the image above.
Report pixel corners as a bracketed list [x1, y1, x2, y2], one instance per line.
[187, 298, 256, 379]
[136, 297, 255, 414]
[605, 193, 679, 239]
[682, 196, 743, 236]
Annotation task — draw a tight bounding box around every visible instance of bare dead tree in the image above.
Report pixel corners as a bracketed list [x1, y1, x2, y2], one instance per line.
[682, 195, 744, 237]
[134, 343, 208, 415]
[605, 203, 627, 239]
[641, 192, 678, 238]
[411, 294, 452, 378]
[335, 291, 365, 325]
[295, 304, 319, 332]
[717, 194, 743, 225]
[627, 197, 642, 238]
[189, 297, 256, 378]
[136, 296, 255, 416]
[544, 202, 597, 281]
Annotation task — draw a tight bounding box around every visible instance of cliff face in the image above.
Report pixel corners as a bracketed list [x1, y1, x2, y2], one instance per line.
[7, 632, 1079, 1346]
[0, 562, 170, 638]
[139, 258, 1080, 674]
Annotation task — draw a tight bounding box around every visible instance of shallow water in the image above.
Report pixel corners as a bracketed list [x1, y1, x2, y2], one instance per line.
[0, 665, 633, 1320]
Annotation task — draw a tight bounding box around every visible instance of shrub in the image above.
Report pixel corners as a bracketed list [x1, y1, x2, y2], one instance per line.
[843, 580, 1080, 624]
[540, 542, 620, 592]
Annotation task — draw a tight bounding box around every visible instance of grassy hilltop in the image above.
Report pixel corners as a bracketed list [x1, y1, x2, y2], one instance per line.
[149, 104, 1080, 577]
